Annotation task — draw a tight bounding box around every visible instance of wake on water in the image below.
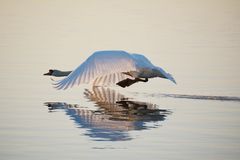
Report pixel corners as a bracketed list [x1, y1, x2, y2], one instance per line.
[133, 92, 240, 102]
[161, 94, 240, 102]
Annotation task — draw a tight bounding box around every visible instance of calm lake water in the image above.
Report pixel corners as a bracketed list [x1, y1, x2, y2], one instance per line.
[0, 1, 240, 160]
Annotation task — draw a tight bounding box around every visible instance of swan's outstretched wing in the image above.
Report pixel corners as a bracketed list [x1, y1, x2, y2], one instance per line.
[54, 51, 137, 89]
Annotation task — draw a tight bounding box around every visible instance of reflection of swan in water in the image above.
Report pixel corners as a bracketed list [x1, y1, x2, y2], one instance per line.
[44, 87, 171, 141]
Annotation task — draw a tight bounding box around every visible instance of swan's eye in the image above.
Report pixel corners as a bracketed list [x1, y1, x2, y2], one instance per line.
[49, 69, 54, 74]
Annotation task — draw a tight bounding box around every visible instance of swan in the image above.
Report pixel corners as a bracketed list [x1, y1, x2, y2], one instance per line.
[44, 50, 176, 89]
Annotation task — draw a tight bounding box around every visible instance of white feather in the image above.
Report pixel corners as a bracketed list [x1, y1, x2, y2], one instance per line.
[54, 50, 136, 89]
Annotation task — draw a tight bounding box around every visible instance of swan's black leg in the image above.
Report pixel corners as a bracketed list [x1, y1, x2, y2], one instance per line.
[136, 78, 148, 82]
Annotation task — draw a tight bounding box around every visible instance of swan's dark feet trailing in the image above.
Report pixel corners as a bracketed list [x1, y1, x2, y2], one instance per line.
[116, 78, 148, 88]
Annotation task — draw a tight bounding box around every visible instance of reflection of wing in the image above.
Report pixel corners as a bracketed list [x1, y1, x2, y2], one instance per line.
[45, 102, 134, 141]
[45, 102, 136, 131]
[44, 87, 171, 141]
[84, 87, 125, 105]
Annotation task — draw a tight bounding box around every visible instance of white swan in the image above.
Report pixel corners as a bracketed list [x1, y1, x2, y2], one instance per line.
[44, 50, 176, 89]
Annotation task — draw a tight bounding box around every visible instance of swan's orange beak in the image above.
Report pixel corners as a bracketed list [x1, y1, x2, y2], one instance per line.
[43, 70, 53, 76]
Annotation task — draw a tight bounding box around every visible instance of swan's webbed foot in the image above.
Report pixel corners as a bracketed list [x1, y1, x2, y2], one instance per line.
[116, 78, 148, 88]
[116, 78, 136, 88]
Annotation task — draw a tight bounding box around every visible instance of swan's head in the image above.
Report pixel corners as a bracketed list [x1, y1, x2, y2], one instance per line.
[153, 67, 177, 84]
[44, 69, 54, 76]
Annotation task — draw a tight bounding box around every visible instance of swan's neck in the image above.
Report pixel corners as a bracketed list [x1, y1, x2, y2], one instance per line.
[53, 70, 72, 77]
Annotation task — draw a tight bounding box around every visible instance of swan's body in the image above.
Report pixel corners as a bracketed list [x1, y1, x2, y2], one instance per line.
[44, 50, 176, 89]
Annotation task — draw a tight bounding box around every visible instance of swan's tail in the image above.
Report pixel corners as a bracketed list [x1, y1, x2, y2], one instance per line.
[166, 73, 177, 84]
[156, 67, 176, 84]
